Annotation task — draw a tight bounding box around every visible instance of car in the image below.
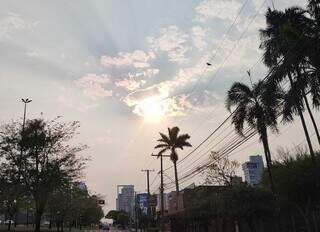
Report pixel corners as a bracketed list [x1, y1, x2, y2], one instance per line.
[41, 221, 50, 226]
[4, 220, 14, 225]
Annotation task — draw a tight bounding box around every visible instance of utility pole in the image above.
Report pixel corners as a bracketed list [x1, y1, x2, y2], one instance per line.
[141, 169, 154, 196]
[141, 169, 154, 228]
[151, 153, 170, 231]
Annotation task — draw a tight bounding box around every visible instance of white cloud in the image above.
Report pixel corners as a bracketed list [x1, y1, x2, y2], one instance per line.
[75, 74, 113, 99]
[148, 25, 190, 63]
[195, 0, 242, 22]
[192, 26, 208, 50]
[128, 68, 160, 79]
[115, 78, 146, 91]
[123, 85, 168, 107]
[100, 50, 154, 68]
[58, 94, 99, 112]
[0, 12, 38, 39]
[214, 34, 261, 70]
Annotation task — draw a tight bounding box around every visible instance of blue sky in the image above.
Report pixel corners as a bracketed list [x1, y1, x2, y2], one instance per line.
[0, 0, 316, 212]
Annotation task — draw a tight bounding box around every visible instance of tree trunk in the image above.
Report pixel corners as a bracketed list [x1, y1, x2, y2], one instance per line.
[303, 93, 320, 145]
[260, 125, 275, 194]
[287, 74, 317, 169]
[291, 214, 296, 232]
[173, 160, 179, 193]
[7, 215, 12, 231]
[297, 68, 320, 146]
[34, 210, 42, 232]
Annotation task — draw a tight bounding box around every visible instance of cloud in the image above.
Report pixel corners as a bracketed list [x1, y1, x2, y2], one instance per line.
[115, 78, 146, 91]
[148, 25, 190, 63]
[192, 26, 208, 50]
[57, 94, 99, 112]
[195, 0, 242, 22]
[100, 50, 154, 68]
[123, 85, 168, 107]
[75, 74, 113, 99]
[128, 68, 160, 79]
[0, 12, 38, 39]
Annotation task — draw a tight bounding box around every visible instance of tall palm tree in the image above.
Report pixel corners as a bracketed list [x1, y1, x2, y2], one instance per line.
[226, 80, 283, 193]
[260, 7, 319, 164]
[155, 127, 191, 193]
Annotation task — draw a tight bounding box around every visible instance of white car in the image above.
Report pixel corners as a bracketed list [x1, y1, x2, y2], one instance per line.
[4, 220, 14, 225]
[42, 221, 50, 226]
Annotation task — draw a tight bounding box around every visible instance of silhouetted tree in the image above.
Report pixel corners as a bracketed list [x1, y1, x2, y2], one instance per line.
[0, 118, 87, 232]
[155, 127, 192, 193]
[260, 7, 320, 165]
[202, 151, 240, 186]
[226, 80, 283, 193]
[261, 147, 320, 232]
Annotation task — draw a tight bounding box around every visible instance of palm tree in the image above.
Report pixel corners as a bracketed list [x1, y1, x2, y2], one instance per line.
[260, 7, 319, 164]
[155, 127, 191, 193]
[226, 80, 283, 193]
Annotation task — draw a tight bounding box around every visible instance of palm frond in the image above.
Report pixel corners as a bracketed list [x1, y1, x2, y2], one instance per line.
[155, 144, 169, 149]
[168, 127, 180, 143]
[158, 133, 170, 144]
[226, 82, 252, 111]
[156, 148, 169, 158]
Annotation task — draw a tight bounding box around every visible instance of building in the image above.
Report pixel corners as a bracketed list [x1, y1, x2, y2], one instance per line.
[76, 181, 88, 191]
[242, 155, 264, 186]
[137, 193, 148, 215]
[116, 185, 135, 220]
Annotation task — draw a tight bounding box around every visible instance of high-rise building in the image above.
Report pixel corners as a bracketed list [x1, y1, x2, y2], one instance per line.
[76, 181, 88, 191]
[116, 185, 135, 219]
[242, 155, 264, 186]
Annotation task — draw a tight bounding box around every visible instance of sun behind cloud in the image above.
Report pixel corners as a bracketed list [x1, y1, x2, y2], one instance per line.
[137, 97, 165, 122]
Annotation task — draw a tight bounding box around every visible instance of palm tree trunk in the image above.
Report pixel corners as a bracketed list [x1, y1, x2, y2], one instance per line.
[287, 73, 317, 168]
[302, 93, 320, 145]
[260, 125, 275, 194]
[173, 160, 179, 193]
[296, 68, 320, 146]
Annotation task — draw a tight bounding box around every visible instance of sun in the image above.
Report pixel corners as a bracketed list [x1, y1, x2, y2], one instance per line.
[138, 97, 165, 122]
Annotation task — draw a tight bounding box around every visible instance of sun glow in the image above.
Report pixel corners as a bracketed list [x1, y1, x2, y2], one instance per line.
[138, 97, 165, 122]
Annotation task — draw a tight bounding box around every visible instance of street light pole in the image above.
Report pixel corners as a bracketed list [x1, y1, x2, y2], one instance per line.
[21, 98, 32, 131]
[19, 98, 32, 178]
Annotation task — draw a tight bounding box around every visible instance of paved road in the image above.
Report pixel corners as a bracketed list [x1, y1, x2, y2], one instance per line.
[86, 228, 131, 232]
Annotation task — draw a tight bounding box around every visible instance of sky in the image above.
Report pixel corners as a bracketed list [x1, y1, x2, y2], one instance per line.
[0, 0, 318, 213]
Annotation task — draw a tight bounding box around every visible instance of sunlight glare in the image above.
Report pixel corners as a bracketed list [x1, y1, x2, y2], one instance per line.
[139, 97, 165, 122]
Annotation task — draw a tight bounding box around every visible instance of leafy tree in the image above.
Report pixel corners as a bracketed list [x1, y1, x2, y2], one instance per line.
[226, 185, 275, 232]
[0, 118, 87, 232]
[226, 79, 283, 193]
[155, 127, 192, 193]
[0, 179, 19, 231]
[81, 194, 104, 226]
[202, 151, 240, 186]
[106, 210, 129, 227]
[47, 182, 103, 231]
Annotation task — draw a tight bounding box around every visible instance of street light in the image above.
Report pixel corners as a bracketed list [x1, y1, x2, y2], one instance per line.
[19, 98, 32, 180]
[21, 98, 32, 130]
